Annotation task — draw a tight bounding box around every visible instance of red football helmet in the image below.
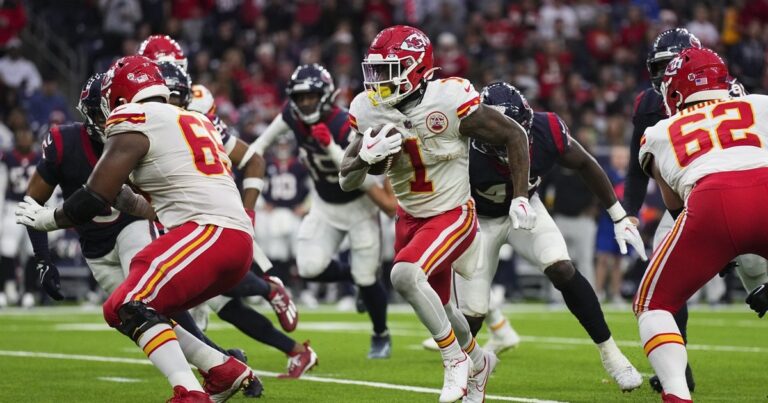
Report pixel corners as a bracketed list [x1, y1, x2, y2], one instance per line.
[661, 47, 730, 115]
[138, 35, 187, 70]
[362, 25, 436, 106]
[100, 55, 170, 116]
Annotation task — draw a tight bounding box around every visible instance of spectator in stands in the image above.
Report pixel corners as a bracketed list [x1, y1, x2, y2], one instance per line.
[686, 5, 719, 48]
[0, 0, 25, 48]
[99, 0, 142, 47]
[728, 20, 766, 93]
[435, 32, 469, 79]
[0, 38, 41, 96]
[538, 0, 579, 40]
[595, 146, 630, 304]
[24, 75, 70, 135]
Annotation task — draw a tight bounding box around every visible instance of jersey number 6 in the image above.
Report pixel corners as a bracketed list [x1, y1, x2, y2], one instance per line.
[178, 113, 229, 175]
[668, 100, 761, 167]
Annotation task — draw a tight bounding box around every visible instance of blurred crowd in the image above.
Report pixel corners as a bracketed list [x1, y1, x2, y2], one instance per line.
[1, 0, 763, 307]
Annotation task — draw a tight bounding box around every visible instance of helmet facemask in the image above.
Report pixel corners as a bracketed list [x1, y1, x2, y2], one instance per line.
[362, 54, 419, 106]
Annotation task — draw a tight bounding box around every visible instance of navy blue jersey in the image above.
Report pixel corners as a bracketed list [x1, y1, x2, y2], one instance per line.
[263, 156, 310, 209]
[471, 111, 571, 218]
[2, 149, 40, 202]
[624, 88, 664, 217]
[281, 105, 364, 204]
[36, 123, 142, 258]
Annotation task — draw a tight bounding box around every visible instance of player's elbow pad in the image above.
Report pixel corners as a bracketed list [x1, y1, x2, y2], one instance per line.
[62, 186, 110, 225]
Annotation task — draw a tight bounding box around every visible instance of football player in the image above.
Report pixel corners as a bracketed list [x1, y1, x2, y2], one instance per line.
[159, 61, 317, 379]
[625, 28, 762, 392]
[635, 47, 768, 403]
[426, 82, 644, 391]
[139, 40, 294, 326]
[247, 63, 394, 359]
[17, 56, 258, 402]
[339, 26, 534, 403]
[0, 128, 40, 307]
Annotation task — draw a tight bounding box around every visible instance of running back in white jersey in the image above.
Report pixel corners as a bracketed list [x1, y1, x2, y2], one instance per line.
[349, 77, 480, 217]
[105, 102, 253, 234]
[640, 94, 768, 200]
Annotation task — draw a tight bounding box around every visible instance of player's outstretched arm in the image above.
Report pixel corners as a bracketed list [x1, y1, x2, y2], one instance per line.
[556, 136, 617, 209]
[229, 138, 266, 210]
[58, 132, 149, 228]
[460, 104, 530, 200]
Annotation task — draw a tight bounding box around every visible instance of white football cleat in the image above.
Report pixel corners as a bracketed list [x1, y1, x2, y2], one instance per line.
[484, 321, 520, 355]
[422, 337, 440, 351]
[602, 353, 643, 392]
[463, 350, 498, 403]
[439, 353, 471, 403]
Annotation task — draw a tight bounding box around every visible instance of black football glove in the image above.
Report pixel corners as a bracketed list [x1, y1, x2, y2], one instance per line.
[745, 282, 768, 318]
[36, 258, 63, 301]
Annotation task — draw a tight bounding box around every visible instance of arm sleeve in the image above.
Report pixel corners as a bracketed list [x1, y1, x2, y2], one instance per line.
[36, 129, 63, 186]
[26, 227, 50, 260]
[623, 114, 651, 217]
[250, 114, 290, 156]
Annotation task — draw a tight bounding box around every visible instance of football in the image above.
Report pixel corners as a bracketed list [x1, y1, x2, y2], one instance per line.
[366, 125, 403, 175]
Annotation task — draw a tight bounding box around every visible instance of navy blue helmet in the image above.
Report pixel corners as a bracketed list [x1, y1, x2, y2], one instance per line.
[77, 73, 106, 141]
[472, 82, 533, 162]
[158, 61, 192, 107]
[647, 28, 702, 93]
[286, 63, 338, 124]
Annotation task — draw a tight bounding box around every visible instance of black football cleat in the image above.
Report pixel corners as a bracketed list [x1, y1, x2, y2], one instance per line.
[368, 332, 391, 359]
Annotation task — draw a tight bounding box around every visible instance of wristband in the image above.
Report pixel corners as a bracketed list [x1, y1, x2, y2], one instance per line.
[242, 177, 265, 192]
[607, 201, 628, 223]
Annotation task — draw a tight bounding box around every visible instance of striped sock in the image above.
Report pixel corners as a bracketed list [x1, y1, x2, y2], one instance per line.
[639, 310, 690, 399]
[137, 323, 202, 391]
[462, 337, 485, 372]
[173, 323, 228, 372]
[435, 329, 464, 361]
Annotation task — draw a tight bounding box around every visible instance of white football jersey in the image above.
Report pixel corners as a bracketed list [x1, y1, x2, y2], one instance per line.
[188, 84, 216, 115]
[640, 94, 768, 201]
[349, 78, 480, 217]
[105, 102, 253, 234]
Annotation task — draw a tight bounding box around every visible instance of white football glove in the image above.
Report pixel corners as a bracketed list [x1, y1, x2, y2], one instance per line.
[358, 123, 402, 165]
[15, 195, 59, 232]
[614, 216, 648, 261]
[509, 196, 536, 230]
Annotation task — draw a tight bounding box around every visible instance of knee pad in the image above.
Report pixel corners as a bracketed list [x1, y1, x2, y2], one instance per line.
[350, 248, 380, 287]
[115, 301, 171, 342]
[544, 260, 576, 289]
[390, 262, 422, 292]
[296, 253, 331, 279]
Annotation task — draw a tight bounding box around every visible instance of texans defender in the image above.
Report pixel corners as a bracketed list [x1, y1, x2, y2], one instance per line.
[159, 62, 316, 379]
[0, 128, 40, 307]
[248, 63, 394, 359]
[635, 47, 768, 403]
[625, 28, 760, 393]
[17, 56, 257, 402]
[447, 82, 643, 391]
[340, 26, 534, 403]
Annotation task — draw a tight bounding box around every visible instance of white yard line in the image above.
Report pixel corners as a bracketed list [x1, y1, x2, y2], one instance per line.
[0, 349, 565, 403]
[45, 321, 768, 354]
[97, 376, 143, 383]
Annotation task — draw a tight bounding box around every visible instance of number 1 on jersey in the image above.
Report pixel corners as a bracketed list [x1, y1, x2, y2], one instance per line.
[402, 138, 434, 193]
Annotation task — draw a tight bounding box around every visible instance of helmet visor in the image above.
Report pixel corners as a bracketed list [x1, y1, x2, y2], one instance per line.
[362, 60, 402, 105]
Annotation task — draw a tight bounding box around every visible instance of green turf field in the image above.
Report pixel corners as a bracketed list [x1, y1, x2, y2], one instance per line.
[0, 304, 765, 402]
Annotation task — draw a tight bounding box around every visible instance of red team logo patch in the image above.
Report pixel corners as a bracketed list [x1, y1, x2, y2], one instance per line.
[426, 111, 448, 134]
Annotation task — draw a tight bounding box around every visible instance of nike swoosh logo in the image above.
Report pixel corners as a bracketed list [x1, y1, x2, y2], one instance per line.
[519, 203, 527, 215]
[366, 139, 381, 149]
